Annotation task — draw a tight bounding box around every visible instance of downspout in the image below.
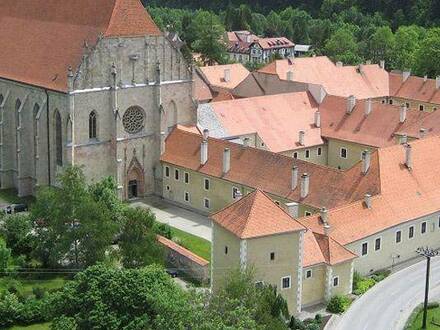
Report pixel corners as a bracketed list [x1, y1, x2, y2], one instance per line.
[45, 89, 51, 186]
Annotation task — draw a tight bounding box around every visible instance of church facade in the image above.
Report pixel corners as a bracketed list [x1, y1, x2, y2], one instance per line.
[0, 0, 195, 198]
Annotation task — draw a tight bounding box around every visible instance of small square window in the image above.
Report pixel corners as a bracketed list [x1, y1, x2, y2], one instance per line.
[166, 185, 170, 191]
[305, 270, 312, 279]
[389, 99, 393, 105]
[361, 242, 368, 256]
[409, 226, 414, 239]
[232, 187, 241, 199]
[293, 152, 298, 159]
[184, 172, 190, 184]
[305, 150, 310, 158]
[270, 252, 275, 261]
[396, 230, 402, 243]
[305, 211, 312, 216]
[184, 191, 190, 202]
[204, 178, 210, 190]
[165, 166, 170, 177]
[419, 104, 425, 111]
[317, 147, 322, 156]
[174, 169, 180, 180]
[421, 222, 427, 234]
[224, 246, 228, 254]
[375, 238, 381, 251]
[340, 148, 347, 159]
[275, 201, 280, 205]
[406, 102, 410, 109]
[204, 198, 210, 209]
[333, 276, 339, 287]
[281, 276, 291, 289]
[381, 99, 386, 104]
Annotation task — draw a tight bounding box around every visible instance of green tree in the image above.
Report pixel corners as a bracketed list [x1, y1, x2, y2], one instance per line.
[415, 28, 440, 77]
[366, 26, 395, 66]
[0, 240, 11, 272]
[119, 207, 164, 268]
[1, 213, 33, 256]
[392, 25, 425, 71]
[31, 167, 119, 268]
[324, 26, 362, 64]
[191, 10, 227, 65]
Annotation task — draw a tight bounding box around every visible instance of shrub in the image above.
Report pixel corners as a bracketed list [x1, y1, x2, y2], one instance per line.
[32, 287, 46, 299]
[428, 302, 440, 309]
[327, 295, 352, 314]
[0, 292, 21, 327]
[353, 277, 375, 295]
[314, 313, 322, 324]
[371, 270, 391, 282]
[0, 241, 11, 272]
[153, 222, 172, 239]
[51, 316, 77, 330]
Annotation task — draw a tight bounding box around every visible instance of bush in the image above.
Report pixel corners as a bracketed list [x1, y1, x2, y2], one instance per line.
[428, 302, 440, 309]
[51, 316, 77, 330]
[327, 295, 352, 314]
[0, 292, 50, 327]
[153, 222, 172, 239]
[32, 287, 46, 299]
[353, 277, 375, 295]
[371, 270, 391, 282]
[314, 313, 322, 324]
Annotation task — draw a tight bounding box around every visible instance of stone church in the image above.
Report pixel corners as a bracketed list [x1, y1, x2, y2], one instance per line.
[0, 0, 195, 199]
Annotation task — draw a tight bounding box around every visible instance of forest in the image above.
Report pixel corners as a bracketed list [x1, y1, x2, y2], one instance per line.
[145, 0, 440, 76]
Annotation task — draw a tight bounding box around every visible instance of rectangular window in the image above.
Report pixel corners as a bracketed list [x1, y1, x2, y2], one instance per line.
[184, 172, 190, 184]
[361, 242, 368, 256]
[305, 211, 311, 216]
[270, 252, 275, 261]
[340, 148, 348, 159]
[305, 269, 312, 279]
[438, 216, 440, 228]
[204, 198, 210, 209]
[409, 226, 414, 239]
[204, 178, 210, 190]
[281, 276, 291, 289]
[333, 276, 339, 287]
[224, 246, 228, 254]
[396, 230, 402, 243]
[317, 147, 322, 156]
[165, 166, 170, 177]
[305, 150, 310, 158]
[419, 104, 425, 111]
[174, 169, 180, 180]
[389, 99, 393, 105]
[293, 152, 298, 159]
[375, 238, 381, 251]
[184, 191, 190, 202]
[232, 187, 240, 199]
[406, 102, 410, 109]
[166, 185, 170, 191]
[421, 221, 427, 234]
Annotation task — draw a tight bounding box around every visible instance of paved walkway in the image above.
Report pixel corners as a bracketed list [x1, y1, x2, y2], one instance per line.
[130, 196, 212, 241]
[327, 257, 440, 330]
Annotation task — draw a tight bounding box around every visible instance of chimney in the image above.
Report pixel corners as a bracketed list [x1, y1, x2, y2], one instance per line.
[364, 193, 372, 209]
[224, 68, 231, 83]
[291, 166, 298, 190]
[298, 130, 305, 146]
[361, 150, 371, 174]
[365, 99, 372, 116]
[404, 143, 412, 169]
[402, 71, 411, 82]
[346, 95, 356, 114]
[419, 128, 427, 138]
[203, 128, 209, 141]
[324, 223, 331, 236]
[399, 133, 408, 144]
[223, 148, 231, 174]
[400, 104, 407, 123]
[200, 140, 208, 165]
[357, 64, 364, 74]
[365, 60, 371, 65]
[314, 111, 321, 128]
[436, 76, 440, 89]
[300, 173, 309, 198]
[336, 61, 343, 67]
[424, 75, 428, 82]
[286, 70, 294, 81]
[379, 60, 385, 70]
[320, 207, 328, 224]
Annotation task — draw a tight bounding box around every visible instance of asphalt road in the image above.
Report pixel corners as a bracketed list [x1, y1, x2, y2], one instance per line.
[329, 257, 440, 330]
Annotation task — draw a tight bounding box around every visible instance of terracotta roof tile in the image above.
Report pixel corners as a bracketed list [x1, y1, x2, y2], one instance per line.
[0, 0, 160, 92]
[157, 235, 209, 266]
[390, 73, 440, 104]
[199, 64, 250, 91]
[211, 190, 305, 239]
[161, 127, 380, 209]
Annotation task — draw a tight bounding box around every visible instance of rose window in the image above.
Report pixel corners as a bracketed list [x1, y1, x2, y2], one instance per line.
[122, 106, 145, 134]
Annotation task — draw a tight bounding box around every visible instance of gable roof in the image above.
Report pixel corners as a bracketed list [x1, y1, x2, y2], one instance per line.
[211, 190, 305, 239]
[0, 0, 160, 92]
[198, 64, 250, 91]
[389, 72, 440, 105]
[320, 95, 429, 147]
[298, 136, 440, 245]
[258, 56, 389, 99]
[161, 127, 380, 209]
[198, 92, 323, 152]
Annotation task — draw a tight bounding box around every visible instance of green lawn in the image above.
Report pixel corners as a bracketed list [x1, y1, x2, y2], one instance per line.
[8, 323, 51, 330]
[0, 277, 67, 297]
[170, 227, 211, 261]
[406, 304, 440, 330]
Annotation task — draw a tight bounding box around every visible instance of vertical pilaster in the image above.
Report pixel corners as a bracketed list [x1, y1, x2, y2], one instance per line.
[240, 239, 247, 271]
[325, 265, 333, 301]
[67, 66, 75, 165]
[296, 230, 305, 313]
[110, 63, 123, 198]
[0, 90, 9, 188]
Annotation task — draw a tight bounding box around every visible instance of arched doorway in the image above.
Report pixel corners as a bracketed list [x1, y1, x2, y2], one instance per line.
[126, 158, 144, 199]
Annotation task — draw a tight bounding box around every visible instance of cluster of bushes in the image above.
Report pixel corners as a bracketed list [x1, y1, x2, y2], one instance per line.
[289, 314, 323, 330]
[326, 295, 352, 314]
[352, 270, 390, 295]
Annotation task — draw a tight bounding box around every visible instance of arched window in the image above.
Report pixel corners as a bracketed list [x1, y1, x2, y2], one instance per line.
[166, 101, 178, 132]
[66, 117, 72, 143]
[15, 99, 21, 128]
[55, 111, 62, 166]
[33, 104, 40, 154]
[89, 111, 97, 139]
[0, 94, 3, 106]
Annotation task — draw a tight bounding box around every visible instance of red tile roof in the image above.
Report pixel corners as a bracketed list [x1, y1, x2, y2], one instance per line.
[298, 136, 440, 245]
[256, 37, 295, 50]
[258, 57, 389, 99]
[161, 127, 380, 209]
[211, 190, 305, 239]
[389, 73, 440, 104]
[198, 64, 250, 91]
[157, 235, 209, 266]
[0, 0, 160, 92]
[320, 96, 429, 147]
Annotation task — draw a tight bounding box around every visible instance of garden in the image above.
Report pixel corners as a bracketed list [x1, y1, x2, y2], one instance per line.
[405, 302, 440, 330]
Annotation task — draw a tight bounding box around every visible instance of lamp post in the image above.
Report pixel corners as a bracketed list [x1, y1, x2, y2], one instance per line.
[417, 247, 439, 329]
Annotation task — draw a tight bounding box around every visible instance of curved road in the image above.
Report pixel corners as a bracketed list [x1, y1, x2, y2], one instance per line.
[329, 258, 440, 330]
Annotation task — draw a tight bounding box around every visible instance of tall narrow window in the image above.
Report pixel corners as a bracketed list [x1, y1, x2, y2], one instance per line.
[55, 111, 63, 166]
[89, 111, 97, 139]
[15, 99, 21, 167]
